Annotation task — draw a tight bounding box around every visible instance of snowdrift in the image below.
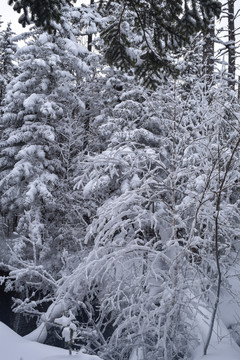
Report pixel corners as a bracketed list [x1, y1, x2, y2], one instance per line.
[0, 322, 102, 360]
[1, 317, 240, 360]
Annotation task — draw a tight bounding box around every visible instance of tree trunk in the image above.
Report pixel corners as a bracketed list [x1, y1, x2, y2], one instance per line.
[203, 17, 215, 82]
[228, 0, 235, 88]
[87, 0, 95, 52]
[238, 76, 240, 100]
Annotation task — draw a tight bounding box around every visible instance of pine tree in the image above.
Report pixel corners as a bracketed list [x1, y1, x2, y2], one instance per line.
[0, 5, 94, 313]
[8, 0, 72, 32]
[98, 0, 222, 86]
[8, 0, 222, 86]
[0, 22, 18, 106]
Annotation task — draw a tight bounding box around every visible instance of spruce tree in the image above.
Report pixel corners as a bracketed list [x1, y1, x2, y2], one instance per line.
[98, 0, 222, 86]
[0, 22, 18, 106]
[8, 0, 222, 86]
[0, 5, 93, 311]
[8, 0, 72, 32]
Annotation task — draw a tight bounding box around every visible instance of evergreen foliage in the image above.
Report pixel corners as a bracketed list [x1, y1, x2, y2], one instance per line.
[99, 0, 222, 86]
[0, 4, 95, 310]
[8, 0, 222, 85]
[0, 22, 18, 106]
[8, 0, 73, 32]
[0, 2, 240, 360]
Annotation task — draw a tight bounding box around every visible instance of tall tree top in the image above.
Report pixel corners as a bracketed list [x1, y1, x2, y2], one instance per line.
[8, 0, 222, 86]
[99, 0, 221, 86]
[8, 0, 221, 34]
[8, 0, 73, 32]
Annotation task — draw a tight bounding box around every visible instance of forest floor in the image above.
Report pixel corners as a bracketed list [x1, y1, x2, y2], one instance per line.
[0, 321, 102, 360]
[1, 317, 240, 360]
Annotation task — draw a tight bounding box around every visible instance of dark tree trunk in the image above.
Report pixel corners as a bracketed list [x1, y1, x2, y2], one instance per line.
[87, 0, 95, 52]
[203, 17, 215, 82]
[228, 0, 235, 88]
[238, 76, 240, 100]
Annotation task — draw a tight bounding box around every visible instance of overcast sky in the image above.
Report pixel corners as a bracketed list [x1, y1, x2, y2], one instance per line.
[0, 0, 26, 33]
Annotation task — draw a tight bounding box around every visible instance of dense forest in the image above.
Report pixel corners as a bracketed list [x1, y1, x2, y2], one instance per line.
[0, 0, 240, 359]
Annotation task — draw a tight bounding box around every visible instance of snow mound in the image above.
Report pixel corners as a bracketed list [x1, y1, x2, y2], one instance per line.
[194, 341, 240, 360]
[193, 305, 240, 360]
[0, 322, 102, 360]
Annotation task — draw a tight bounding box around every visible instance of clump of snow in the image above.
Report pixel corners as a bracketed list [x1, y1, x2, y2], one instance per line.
[0, 322, 103, 360]
[23, 93, 40, 110]
[38, 33, 49, 45]
[130, 174, 141, 189]
[82, 175, 111, 197]
[121, 179, 130, 193]
[62, 323, 77, 343]
[64, 38, 80, 56]
[55, 314, 75, 328]
[129, 347, 144, 360]
[55, 312, 77, 343]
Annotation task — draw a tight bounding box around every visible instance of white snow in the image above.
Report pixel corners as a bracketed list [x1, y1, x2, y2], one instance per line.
[1, 306, 240, 360]
[38, 33, 49, 45]
[0, 321, 103, 360]
[192, 304, 240, 360]
[62, 323, 77, 343]
[64, 38, 80, 56]
[23, 93, 40, 110]
[194, 342, 240, 360]
[25, 301, 67, 343]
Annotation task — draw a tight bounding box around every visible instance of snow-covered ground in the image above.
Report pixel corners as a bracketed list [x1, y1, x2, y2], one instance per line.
[1, 315, 240, 360]
[194, 342, 240, 360]
[0, 322, 102, 360]
[193, 309, 240, 360]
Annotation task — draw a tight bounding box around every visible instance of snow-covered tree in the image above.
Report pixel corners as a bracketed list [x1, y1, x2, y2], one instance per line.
[0, 2, 240, 359]
[0, 22, 18, 106]
[8, 0, 222, 86]
[0, 5, 97, 314]
[98, 0, 222, 87]
[37, 59, 240, 359]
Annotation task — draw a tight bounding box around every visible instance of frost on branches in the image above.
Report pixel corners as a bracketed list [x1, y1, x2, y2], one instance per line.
[36, 70, 240, 359]
[0, 20, 18, 106]
[0, 4, 99, 321]
[0, 4, 240, 360]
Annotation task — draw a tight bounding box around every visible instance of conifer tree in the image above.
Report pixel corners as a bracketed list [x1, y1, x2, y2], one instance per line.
[98, 0, 221, 86]
[8, 0, 72, 32]
[0, 22, 18, 106]
[0, 5, 94, 310]
[1, 2, 240, 358]
[8, 0, 222, 86]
